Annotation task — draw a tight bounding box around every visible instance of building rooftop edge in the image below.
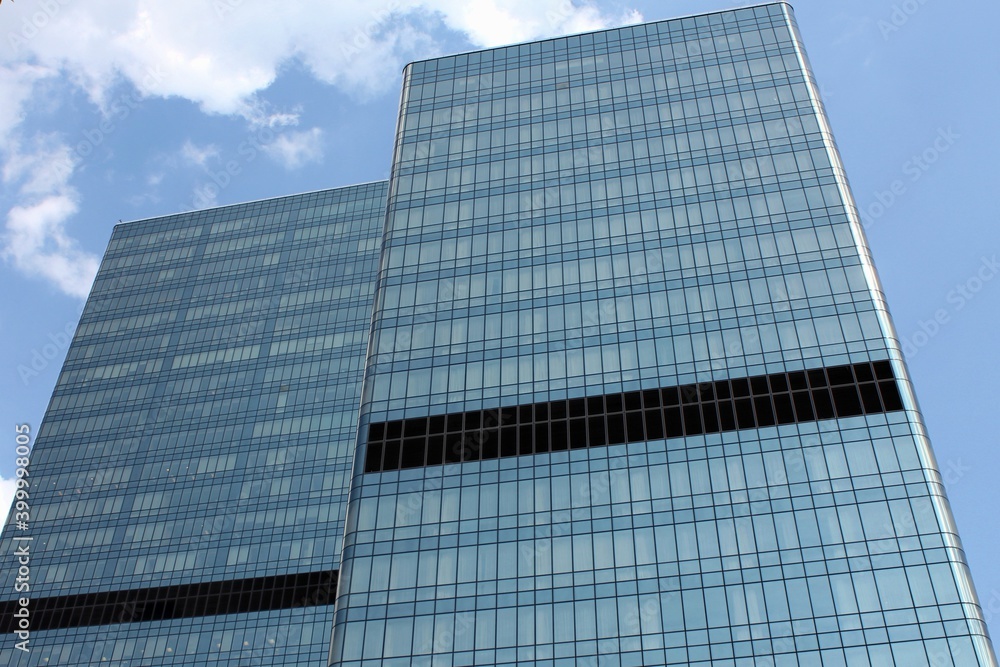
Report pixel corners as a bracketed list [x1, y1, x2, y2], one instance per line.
[400, 2, 793, 74]
[114, 178, 390, 229]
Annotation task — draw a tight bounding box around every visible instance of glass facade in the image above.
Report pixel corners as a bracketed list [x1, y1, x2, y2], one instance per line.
[2, 4, 996, 667]
[0, 182, 387, 665]
[330, 4, 996, 667]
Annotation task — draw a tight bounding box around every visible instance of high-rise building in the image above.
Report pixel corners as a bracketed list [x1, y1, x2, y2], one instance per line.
[0, 182, 387, 665]
[329, 4, 997, 667]
[2, 4, 996, 667]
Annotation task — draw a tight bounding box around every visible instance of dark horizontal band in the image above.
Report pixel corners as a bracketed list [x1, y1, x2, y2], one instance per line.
[0, 569, 337, 632]
[365, 361, 904, 474]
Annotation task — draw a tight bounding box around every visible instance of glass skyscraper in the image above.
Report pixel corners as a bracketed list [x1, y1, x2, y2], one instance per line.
[330, 4, 996, 667]
[0, 182, 387, 665]
[2, 4, 996, 667]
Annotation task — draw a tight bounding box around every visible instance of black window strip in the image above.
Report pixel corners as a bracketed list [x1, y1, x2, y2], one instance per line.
[0, 570, 337, 632]
[364, 361, 907, 474]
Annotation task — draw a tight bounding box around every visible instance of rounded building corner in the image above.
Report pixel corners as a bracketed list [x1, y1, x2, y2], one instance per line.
[776, 1, 797, 18]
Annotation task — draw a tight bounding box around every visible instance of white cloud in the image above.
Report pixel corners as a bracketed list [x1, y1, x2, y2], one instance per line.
[424, 0, 642, 47]
[2, 1, 642, 116]
[263, 128, 325, 170]
[189, 182, 220, 211]
[2, 139, 99, 299]
[3, 140, 74, 194]
[0, 64, 54, 145]
[180, 140, 220, 168]
[0, 476, 15, 520]
[240, 99, 302, 130]
[0, 1, 640, 294]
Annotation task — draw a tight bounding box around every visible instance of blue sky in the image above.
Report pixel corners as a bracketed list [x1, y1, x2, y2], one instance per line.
[1, 0, 998, 625]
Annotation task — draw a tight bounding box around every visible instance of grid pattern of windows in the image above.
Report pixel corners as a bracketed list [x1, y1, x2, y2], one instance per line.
[0, 4, 994, 667]
[365, 3, 888, 422]
[0, 570, 337, 631]
[331, 5, 996, 667]
[364, 361, 905, 473]
[0, 182, 386, 665]
[1, 607, 335, 666]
